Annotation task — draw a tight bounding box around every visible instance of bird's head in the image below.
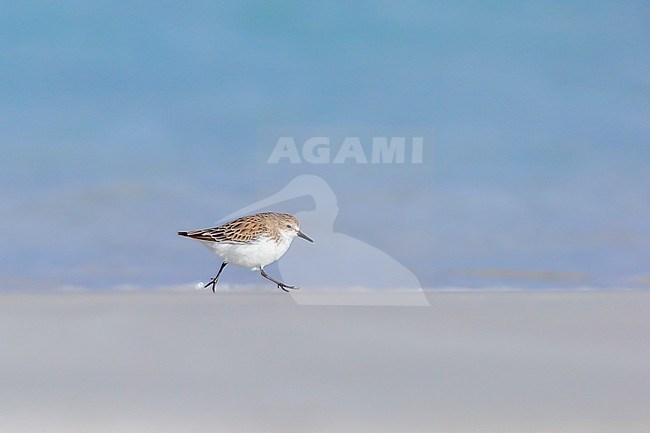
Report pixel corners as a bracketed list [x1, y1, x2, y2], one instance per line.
[279, 214, 314, 243]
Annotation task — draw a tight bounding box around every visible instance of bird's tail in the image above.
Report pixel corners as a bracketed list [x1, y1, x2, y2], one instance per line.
[178, 231, 189, 236]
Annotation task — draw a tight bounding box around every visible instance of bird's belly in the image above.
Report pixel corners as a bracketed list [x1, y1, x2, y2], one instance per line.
[204, 239, 292, 270]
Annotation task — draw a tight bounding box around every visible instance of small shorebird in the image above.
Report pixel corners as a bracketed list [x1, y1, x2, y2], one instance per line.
[178, 212, 314, 292]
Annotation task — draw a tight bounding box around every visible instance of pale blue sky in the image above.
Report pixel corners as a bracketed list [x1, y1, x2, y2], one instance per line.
[1, 1, 649, 289]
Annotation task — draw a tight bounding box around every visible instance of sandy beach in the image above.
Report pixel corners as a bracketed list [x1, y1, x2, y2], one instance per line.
[1, 290, 648, 432]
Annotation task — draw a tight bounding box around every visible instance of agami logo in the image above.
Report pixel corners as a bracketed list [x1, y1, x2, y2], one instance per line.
[267, 136, 424, 164]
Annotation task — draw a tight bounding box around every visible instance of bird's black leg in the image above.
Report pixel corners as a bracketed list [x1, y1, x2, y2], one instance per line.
[260, 268, 299, 292]
[204, 262, 227, 293]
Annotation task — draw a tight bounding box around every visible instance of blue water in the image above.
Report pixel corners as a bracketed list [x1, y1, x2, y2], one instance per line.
[1, 1, 649, 290]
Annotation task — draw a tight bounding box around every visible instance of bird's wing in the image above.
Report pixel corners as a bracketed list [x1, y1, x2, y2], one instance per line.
[179, 215, 266, 244]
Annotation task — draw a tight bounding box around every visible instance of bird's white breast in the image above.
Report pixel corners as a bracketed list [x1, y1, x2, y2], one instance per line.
[201, 235, 293, 270]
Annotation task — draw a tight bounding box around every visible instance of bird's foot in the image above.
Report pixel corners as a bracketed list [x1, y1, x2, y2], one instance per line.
[278, 283, 300, 292]
[203, 278, 218, 293]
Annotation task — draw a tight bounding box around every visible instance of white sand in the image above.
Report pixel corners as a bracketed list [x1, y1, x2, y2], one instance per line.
[1, 290, 649, 433]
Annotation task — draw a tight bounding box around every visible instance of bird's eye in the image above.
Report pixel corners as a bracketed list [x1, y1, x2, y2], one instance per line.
[286, 224, 292, 228]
